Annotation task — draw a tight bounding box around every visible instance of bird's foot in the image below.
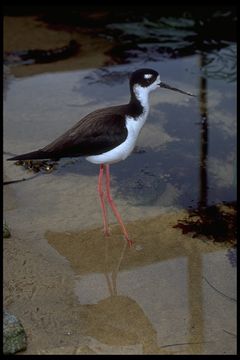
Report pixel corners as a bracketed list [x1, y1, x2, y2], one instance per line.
[103, 227, 111, 237]
[126, 237, 134, 248]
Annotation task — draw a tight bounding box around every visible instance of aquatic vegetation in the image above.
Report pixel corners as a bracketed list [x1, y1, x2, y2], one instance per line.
[173, 201, 236, 245]
[15, 160, 57, 173]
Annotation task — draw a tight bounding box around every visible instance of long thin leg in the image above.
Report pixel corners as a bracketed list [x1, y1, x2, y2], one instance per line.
[98, 164, 110, 236]
[105, 164, 133, 247]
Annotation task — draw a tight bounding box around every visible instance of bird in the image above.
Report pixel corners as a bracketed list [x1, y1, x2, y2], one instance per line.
[8, 68, 195, 247]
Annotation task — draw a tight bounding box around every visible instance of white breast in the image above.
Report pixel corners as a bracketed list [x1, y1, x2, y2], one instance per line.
[86, 112, 148, 165]
[86, 84, 154, 165]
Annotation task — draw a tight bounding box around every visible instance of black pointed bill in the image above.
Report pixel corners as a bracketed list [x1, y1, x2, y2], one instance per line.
[160, 82, 196, 97]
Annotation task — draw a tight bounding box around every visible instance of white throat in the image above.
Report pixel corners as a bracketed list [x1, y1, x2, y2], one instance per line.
[132, 74, 160, 111]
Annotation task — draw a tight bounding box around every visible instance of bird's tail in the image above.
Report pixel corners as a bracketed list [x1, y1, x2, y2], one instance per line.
[7, 149, 52, 161]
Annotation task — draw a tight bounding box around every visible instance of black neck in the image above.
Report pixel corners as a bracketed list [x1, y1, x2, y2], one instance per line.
[127, 87, 144, 118]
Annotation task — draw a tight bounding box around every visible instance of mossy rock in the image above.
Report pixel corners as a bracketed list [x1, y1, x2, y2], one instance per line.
[3, 310, 27, 354]
[3, 223, 11, 238]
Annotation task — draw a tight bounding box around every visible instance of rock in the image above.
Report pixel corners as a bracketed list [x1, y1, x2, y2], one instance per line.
[3, 310, 27, 354]
[3, 223, 11, 238]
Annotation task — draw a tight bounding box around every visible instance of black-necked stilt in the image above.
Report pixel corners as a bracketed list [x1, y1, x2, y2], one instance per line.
[8, 68, 195, 247]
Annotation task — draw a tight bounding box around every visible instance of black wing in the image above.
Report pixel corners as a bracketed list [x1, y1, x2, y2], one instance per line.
[43, 105, 128, 157]
[8, 105, 128, 161]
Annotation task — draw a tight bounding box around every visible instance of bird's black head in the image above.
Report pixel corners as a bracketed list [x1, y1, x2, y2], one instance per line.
[129, 68, 196, 99]
[130, 68, 160, 89]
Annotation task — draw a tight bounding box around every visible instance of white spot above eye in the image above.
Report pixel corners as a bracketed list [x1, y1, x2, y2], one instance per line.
[144, 74, 153, 79]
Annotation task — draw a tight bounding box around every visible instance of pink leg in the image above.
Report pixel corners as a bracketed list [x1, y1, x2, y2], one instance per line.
[98, 164, 110, 236]
[105, 164, 133, 247]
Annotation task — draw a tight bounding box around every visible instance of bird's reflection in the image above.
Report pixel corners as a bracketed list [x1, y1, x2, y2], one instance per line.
[46, 219, 210, 354]
[103, 239, 127, 297]
[46, 228, 172, 353]
[79, 237, 172, 354]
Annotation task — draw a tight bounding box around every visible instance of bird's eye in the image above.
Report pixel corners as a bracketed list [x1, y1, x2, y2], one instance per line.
[144, 74, 153, 79]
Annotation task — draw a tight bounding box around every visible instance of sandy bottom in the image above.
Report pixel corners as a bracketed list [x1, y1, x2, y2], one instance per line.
[4, 180, 236, 354]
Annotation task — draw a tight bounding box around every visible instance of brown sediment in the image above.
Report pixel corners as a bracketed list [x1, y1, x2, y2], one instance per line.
[3, 16, 113, 78]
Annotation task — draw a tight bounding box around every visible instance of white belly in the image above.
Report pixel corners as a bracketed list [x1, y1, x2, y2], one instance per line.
[86, 114, 147, 165]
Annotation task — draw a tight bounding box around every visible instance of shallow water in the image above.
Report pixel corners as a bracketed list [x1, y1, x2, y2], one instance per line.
[4, 56, 236, 209]
[3, 10, 236, 355]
